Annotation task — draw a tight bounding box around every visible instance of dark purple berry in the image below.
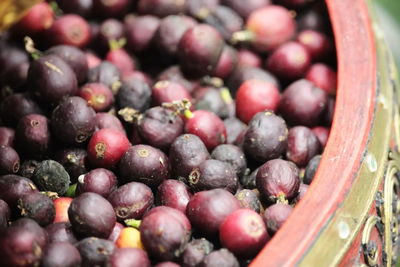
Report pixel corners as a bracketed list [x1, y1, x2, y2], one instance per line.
[137, 107, 184, 151]
[223, 117, 247, 146]
[155, 15, 197, 56]
[256, 159, 300, 201]
[140, 206, 191, 261]
[108, 248, 151, 267]
[41, 241, 82, 267]
[56, 0, 93, 17]
[186, 188, 241, 236]
[76, 168, 118, 198]
[107, 182, 154, 221]
[193, 86, 230, 118]
[125, 15, 161, 52]
[0, 127, 15, 147]
[138, 0, 187, 17]
[92, 0, 130, 18]
[28, 54, 78, 105]
[235, 189, 261, 213]
[211, 144, 247, 178]
[116, 78, 152, 112]
[1, 93, 43, 127]
[178, 24, 225, 78]
[0, 146, 20, 174]
[97, 19, 125, 53]
[45, 222, 78, 244]
[0, 199, 10, 229]
[199, 5, 243, 40]
[88, 61, 122, 94]
[199, 249, 239, 267]
[0, 218, 47, 267]
[263, 202, 293, 236]
[303, 154, 321, 185]
[286, 126, 321, 167]
[181, 238, 214, 267]
[45, 45, 88, 84]
[17, 192, 55, 226]
[16, 114, 51, 159]
[186, 0, 220, 17]
[243, 111, 288, 163]
[69, 192, 116, 238]
[188, 159, 238, 193]
[51, 96, 96, 145]
[222, 0, 271, 18]
[266, 41, 311, 81]
[95, 112, 126, 134]
[296, 183, 309, 202]
[0, 175, 37, 208]
[156, 179, 193, 213]
[118, 144, 170, 188]
[76, 237, 116, 267]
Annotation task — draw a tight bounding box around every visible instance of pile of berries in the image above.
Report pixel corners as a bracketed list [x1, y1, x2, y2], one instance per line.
[0, 0, 336, 266]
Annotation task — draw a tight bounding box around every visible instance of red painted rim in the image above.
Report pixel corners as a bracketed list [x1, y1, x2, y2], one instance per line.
[250, 0, 376, 265]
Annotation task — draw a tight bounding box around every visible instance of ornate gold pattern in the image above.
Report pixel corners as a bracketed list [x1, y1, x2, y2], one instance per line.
[361, 216, 379, 266]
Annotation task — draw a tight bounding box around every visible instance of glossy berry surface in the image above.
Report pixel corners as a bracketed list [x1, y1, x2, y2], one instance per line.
[219, 209, 269, 258]
[236, 79, 281, 123]
[185, 110, 227, 151]
[87, 128, 131, 169]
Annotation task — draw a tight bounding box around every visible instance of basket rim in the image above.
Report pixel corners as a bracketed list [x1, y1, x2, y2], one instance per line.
[250, 0, 377, 265]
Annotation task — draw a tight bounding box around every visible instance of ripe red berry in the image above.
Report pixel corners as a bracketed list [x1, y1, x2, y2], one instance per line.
[152, 81, 192, 106]
[237, 49, 262, 68]
[236, 79, 281, 124]
[85, 52, 101, 69]
[178, 24, 225, 77]
[12, 2, 54, 36]
[87, 128, 131, 169]
[213, 45, 238, 79]
[305, 63, 337, 95]
[105, 48, 136, 76]
[78, 83, 114, 112]
[312, 126, 330, 147]
[219, 209, 269, 258]
[237, 5, 295, 52]
[53, 197, 73, 223]
[185, 110, 227, 151]
[266, 41, 311, 81]
[47, 15, 91, 48]
[297, 30, 332, 61]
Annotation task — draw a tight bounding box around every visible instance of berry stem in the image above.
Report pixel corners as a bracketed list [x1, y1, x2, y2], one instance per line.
[41, 191, 59, 200]
[220, 88, 233, 104]
[230, 30, 256, 45]
[202, 76, 224, 88]
[118, 107, 143, 124]
[162, 99, 193, 118]
[24, 36, 42, 60]
[109, 38, 127, 51]
[65, 183, 77, 198]
[184, 109, 194, 119]
[276, 193, 289, 204]
[125, 219, 141, 229]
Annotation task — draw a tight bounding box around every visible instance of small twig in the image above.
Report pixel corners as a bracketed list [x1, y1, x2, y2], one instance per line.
[118, 107, 143, 124]
[24, 36, 42, 60]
